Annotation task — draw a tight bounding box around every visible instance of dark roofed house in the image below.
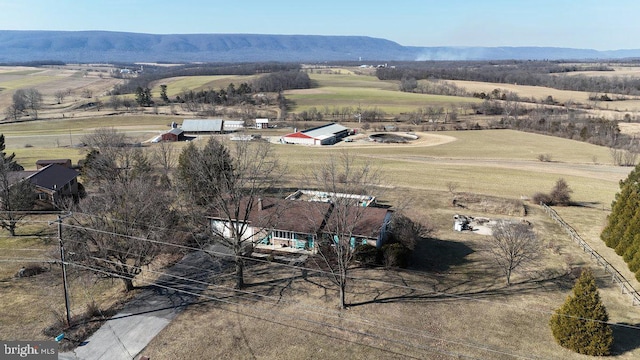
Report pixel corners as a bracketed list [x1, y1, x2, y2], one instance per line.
[25, 164, 79, 208]
[208, 196, 392, 253]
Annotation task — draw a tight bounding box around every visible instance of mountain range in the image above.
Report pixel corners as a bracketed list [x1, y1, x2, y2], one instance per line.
[1, 30, 639, 63]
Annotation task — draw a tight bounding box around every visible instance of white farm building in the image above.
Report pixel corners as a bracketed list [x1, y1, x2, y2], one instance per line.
[281, 123, 350, 146]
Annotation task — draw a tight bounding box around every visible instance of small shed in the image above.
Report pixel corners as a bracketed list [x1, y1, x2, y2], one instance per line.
[255, 118, 269, 129]
[161, 128, 185, 142]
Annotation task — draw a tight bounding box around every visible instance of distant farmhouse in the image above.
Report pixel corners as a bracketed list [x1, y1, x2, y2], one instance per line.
[255, 118, 269, 129]
[281, 123, 350, 146]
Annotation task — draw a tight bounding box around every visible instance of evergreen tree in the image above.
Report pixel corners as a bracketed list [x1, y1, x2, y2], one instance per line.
[549, 269, 613, 356]
[0, 134, 23, 171]
[601, 162, 640, 282]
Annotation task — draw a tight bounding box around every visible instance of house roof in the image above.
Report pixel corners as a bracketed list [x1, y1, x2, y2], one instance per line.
[209, 196, 390, 240]
[181, 119, 223, 132]
[36, 159, 71, 166]
[282, 132, 313, 139]
[256, 118, 269, 123]
[27, 164, 78, 191]
[166, 128, 184, 135]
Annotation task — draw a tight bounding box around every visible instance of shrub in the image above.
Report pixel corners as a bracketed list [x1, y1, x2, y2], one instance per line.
[549, 269, 613, 356]
[382, 243, 410, 268]
[532, 192, 553, 205]
[353, 244, 380, 266]
[550, 178, 573, 206]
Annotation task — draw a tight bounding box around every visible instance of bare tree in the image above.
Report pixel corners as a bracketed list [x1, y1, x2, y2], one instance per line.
[24, 88, 43, 119]
[310, 151, 385, 308]
[487, 220, 540, 286]
[152, 140, 176, 187]
[80, 128, 148, 186]
[176, 137, 282, 289]
[54, 90, 67, 104]
[65, 177, 174, 291]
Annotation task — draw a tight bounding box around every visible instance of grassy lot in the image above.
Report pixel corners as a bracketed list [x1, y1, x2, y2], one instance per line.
[285, 72, 480, 114]
[152, 75, 259, 97]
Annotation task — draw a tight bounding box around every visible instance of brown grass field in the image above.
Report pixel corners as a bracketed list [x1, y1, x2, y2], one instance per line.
[0, 66, 640, 358]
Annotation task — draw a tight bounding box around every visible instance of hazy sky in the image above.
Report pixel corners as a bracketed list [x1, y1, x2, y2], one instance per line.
[1, 0, 636, 50]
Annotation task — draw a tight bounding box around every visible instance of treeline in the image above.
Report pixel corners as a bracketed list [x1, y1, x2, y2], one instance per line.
[110, 63, 302, 95]
[377, 61, 640, 95]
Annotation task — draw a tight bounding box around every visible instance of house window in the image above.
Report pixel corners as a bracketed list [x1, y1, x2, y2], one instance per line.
[37, 193, 47, 201]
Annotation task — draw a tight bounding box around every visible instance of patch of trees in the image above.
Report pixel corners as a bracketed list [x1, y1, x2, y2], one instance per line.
[251, 70, 311, 92]
[600, 164, 640, 282]
[496, 108, 624, 147]
[0, 60, 65, 66]
[377, 61, 640, 95]
[110, 63, 300, 95]
[5, 88, 43, 121]
[176, 82, 254, 112]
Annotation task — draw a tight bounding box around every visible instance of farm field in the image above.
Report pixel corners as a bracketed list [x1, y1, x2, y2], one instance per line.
[285, 72, 481, 114]
[0, 63, 640, 358]
[1, 114, 639, 358]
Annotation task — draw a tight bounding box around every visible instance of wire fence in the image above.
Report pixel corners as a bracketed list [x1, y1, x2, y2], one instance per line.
[541, 204, 640, 306]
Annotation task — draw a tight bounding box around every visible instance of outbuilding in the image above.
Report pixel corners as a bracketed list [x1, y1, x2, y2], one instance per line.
[181, 119, 223, 133]
[281, 123, 350, 146]
[255, 118, 269, 129]
[161, 128, 185, 142]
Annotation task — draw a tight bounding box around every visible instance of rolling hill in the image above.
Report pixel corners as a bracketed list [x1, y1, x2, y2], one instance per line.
[1, 30, 640, 63]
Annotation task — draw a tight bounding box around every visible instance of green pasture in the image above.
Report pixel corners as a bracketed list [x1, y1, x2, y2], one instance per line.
[286, 72, 480, 114]
[153, 75, 258, 97]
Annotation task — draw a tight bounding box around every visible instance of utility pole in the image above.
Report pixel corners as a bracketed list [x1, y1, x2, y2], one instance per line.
[52, 213, 72, 326]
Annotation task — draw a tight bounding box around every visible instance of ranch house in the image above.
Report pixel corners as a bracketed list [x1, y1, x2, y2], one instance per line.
[208, 196, 392, 253]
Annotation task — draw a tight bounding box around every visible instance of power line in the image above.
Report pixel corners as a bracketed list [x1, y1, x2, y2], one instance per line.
[54, 222, 640, 332]
[69, 255, 547, 359]
[64, 260, 487, 360]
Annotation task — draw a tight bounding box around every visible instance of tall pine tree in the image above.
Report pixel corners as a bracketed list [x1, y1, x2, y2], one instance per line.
[601, 162, 640, 282]
[549, 269, 613, 356]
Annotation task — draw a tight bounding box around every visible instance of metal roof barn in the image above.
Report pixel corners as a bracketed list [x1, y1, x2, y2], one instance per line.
[181, 119, 223, 133]
[281, 123, 349, 146]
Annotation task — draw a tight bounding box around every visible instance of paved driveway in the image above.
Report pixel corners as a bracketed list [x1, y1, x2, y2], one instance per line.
[59, 249, 230, 360]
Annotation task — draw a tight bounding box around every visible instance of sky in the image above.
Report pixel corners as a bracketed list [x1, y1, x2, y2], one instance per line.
[0, 0, 638, 50]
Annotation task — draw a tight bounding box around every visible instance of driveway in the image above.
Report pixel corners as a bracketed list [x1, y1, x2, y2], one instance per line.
[59, 249, 230, 360]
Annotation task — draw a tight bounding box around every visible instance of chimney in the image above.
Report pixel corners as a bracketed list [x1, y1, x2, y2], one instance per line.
[258, 198, 263, 211]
